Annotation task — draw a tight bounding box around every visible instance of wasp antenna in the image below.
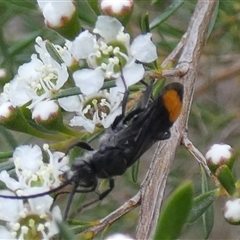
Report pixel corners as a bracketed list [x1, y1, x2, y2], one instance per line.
[0, 179, 72, 200]
[66, 141, 94, 155]
[118, 62, 129, 117]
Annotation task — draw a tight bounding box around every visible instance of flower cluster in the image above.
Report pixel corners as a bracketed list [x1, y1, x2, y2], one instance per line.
[0, 1, 159, 238]
[0, 144, 69, 239]
[0, 15, 157, 134]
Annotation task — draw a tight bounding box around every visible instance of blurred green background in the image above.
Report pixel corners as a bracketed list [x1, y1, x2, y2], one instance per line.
[1, 0, 240, 239]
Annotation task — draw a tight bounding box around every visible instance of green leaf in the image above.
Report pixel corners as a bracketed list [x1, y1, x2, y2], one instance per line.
[140, 12, 150, 33]
[0, 126, 18, 149]
[0, 151, 12, 161]
[86, 0, 101, 15]
[52, 81, 116, 100]
[154, 181, 194, 240]
[9, 31, 42, 57]
[206, 1, 219, 39]
[52, 87, 81, 100]
[3, 0, 36, 10]
[187, 191, 216, 223]
[131, 159, 140, 183]
[0, 160, 14, 172]
[151, 0, 161, 4]
[76, 0, 97, 26]
[45, 41, 65, 65]
[203, 198, 214, 239]
[152, 80, 166, 99]
[201, 168, 214, 239]
[150, 0, 185, 30]
[57, 221, 79, 240]
[216, 165, 236, 196]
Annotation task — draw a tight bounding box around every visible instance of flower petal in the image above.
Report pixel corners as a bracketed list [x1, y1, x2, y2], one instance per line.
[13, 145, 43, 172]
[70, 30, 96, 60]
[0, 226, 15, 239]
[0, 171, 22, 191]
[0, 190, 22, 222]
[115, 62, 144, 90]
[58, 95, 81, 112]
[94, 16, 123, 41]
[70, 116, 95, 133]
[47, 205, 62, 237]
[73, 68, 104, 95]
[130, 33, 157, 63]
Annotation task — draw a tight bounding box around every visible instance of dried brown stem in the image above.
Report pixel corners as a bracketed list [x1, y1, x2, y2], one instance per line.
[136, 1, 218, 239]
[78, 192, 141, 238]
[181, 133, 220, 188]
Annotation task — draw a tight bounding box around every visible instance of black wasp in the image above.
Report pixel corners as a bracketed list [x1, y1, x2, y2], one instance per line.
[0, 79, 183, 220]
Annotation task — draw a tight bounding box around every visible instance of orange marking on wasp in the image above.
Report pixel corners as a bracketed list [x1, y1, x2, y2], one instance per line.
[163, 89, 183, 122]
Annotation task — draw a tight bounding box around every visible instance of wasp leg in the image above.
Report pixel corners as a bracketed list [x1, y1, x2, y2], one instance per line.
[123, 107, 143, 124]
[111, 81, 129, 129]
[66, 141, 94, 154]
[50, 191, 71, 212]
[122, 81, 154, 125]
[63, 183, 97, 220]
[58, 142, 94, 163]
[74, 179, 115, 216]
[119, 62, 130, 116]
[140, 81, 154, 108]
[63, 184, 78, 220]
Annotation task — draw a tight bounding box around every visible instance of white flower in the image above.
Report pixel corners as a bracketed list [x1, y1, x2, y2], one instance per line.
[59, 87, 123, 133]
[37, 0, 76, 27]
[0, 189, 62, 239]
[68, 16, 157, 94]
[0, 144, 67, 238]
[35, 36, 73, 67]
[5, 50, 68, 109]
[0, 144, 69, 190]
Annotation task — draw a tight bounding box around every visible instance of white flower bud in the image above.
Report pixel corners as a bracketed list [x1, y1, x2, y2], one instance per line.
[206, 143, 233, 165]
[0, 102, 14, 119]
[99, 0, 134, 22]
[224, 199, 240, 225]
[105, 233, 135, 240]
[32, 100, 59, 121]
[37, 0, 76, 28]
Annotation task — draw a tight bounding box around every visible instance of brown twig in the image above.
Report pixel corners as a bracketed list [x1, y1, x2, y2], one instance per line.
[161, 32, 187, 68]
[181, 133, 210, 175]
[181, 133, 220, 188]
[136, 1, 218, 239]
[78, 192, 141, 238]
